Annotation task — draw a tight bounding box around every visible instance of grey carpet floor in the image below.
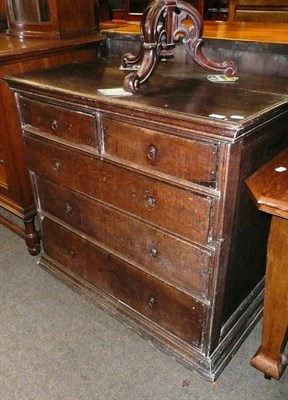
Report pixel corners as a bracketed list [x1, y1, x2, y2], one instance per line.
[1, 223, 287, 400]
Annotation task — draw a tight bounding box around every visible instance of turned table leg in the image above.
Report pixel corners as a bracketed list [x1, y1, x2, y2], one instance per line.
[250, 216, 288, 380]
[24, 214, 41, 256]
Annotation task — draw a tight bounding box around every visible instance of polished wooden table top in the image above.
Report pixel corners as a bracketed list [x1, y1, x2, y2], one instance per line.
[246, 148, 288, 220]
[0, 33, 105, 63]
[203, 21, 288, 44]
[100, 21, 288, 45]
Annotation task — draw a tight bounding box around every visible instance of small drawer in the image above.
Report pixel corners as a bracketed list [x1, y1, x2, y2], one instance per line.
[19, 96, 97, 149]
[102, 118, 218, 187]
[41, 217, 207, 347]
[37, 177, 213, 301]
[25, 136, 215, 246]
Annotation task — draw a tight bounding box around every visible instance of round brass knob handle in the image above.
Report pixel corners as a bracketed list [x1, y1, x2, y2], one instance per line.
[69, 249, 75, 258]
[51, 119, 59, 131]
[148, 296, 157, 308]
[54, 160, 61, 172]
[150, 247, 158, 258]
[147, 144, 158, 160]
[146, 195, 156, 208]
[65, 202, 73, 216]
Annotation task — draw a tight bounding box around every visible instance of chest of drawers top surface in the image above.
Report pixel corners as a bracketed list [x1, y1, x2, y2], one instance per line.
[5, 58, 288, 141]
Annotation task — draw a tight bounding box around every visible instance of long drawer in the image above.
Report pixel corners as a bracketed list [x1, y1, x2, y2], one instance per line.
[19, 96, 98, 151]
[25, 135, 215, 246]
[41, 217, 207, 347]
[36, 176, 213, 301]
[102, 117, 218, 187]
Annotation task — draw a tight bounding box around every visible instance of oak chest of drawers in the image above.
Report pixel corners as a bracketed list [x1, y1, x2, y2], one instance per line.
[5, 59, 288, 380]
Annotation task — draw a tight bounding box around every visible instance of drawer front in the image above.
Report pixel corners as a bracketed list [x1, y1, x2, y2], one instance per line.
[103, 117, 218, 187]
[0, 160, 7, 188]
[37, 177, 213, 301]
[19, 96, 97, 149]
[41, 217, 207, 347]
[25, 136, 214, 245]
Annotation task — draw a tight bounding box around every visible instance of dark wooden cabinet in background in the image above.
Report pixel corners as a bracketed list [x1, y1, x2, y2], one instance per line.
[123, 0, 205, 21]
[5, 59, 288, 379]
[0, 0, 6, 31]
[4, 0, 97, 38]
[0, 0, 104, 253]
[119, 0, 228, 21]
[228, 0, 288, 22]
